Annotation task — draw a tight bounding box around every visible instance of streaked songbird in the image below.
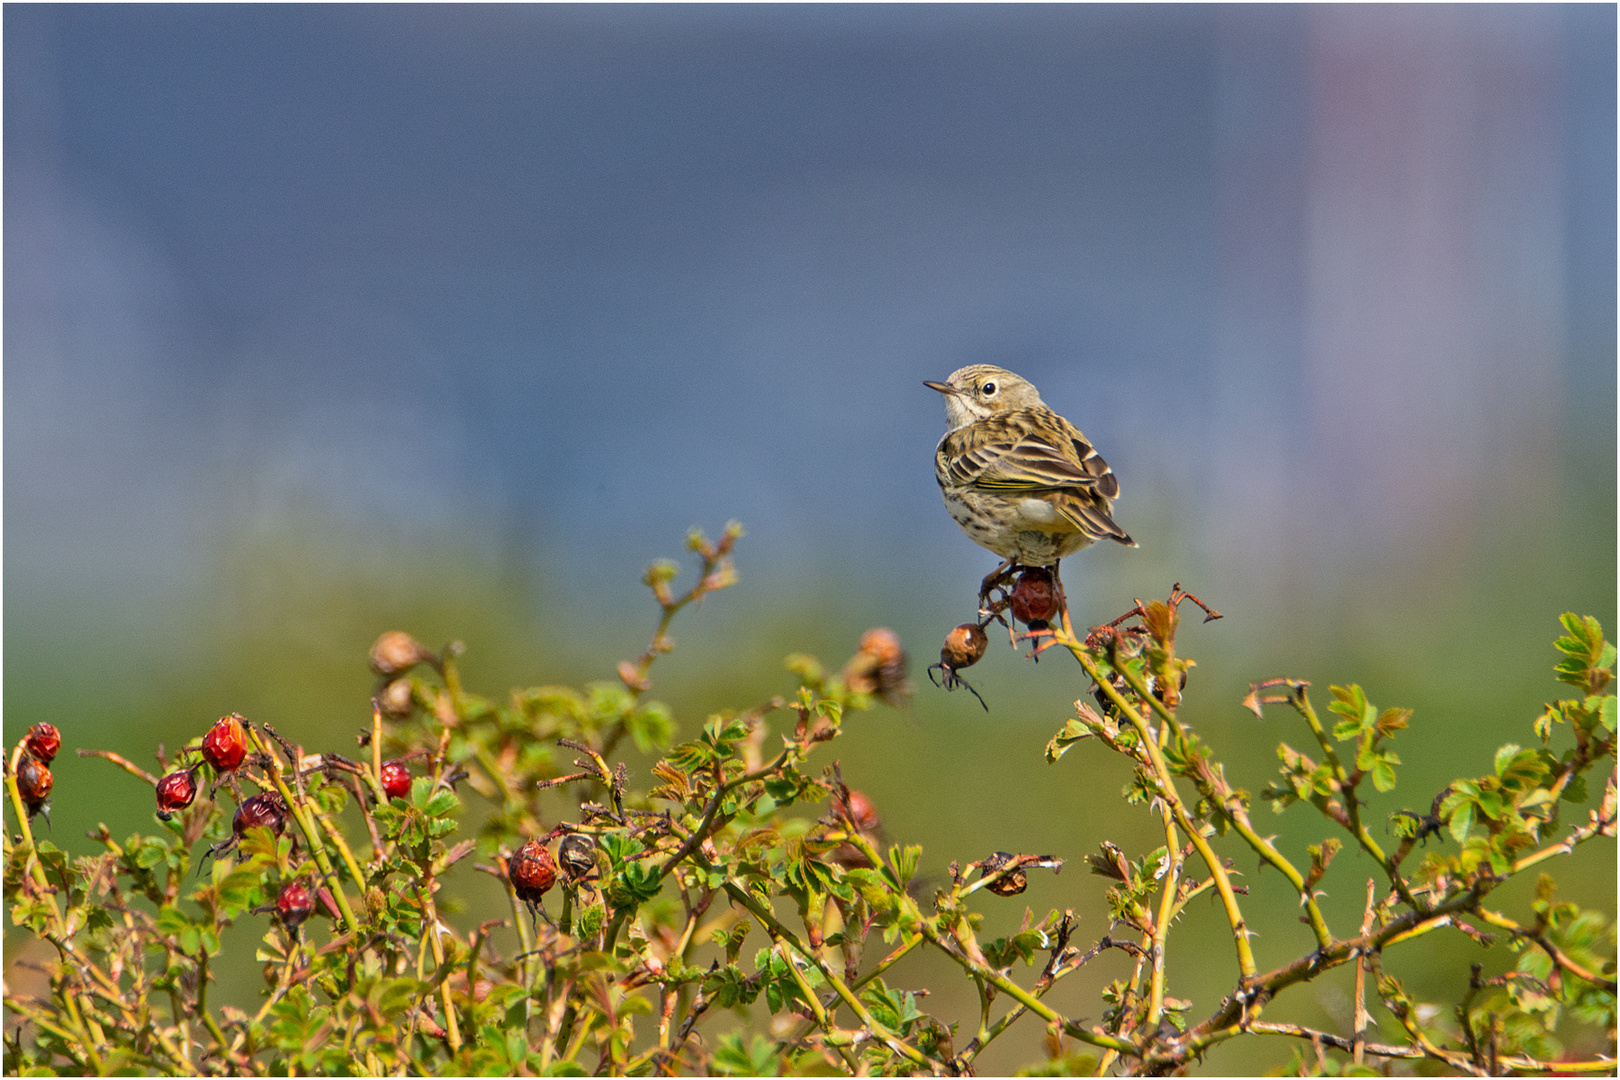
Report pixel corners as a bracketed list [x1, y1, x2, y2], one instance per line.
[926, 364, 1135, 603]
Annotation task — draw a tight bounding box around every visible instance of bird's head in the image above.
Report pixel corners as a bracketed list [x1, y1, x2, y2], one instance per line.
[924, 365, 1044, 427]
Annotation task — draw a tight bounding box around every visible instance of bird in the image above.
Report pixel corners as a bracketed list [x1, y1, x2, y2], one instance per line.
[925, 364, 1135, 604]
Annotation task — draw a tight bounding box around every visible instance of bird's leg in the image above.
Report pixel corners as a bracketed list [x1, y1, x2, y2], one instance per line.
[978, 559, 1016, 611]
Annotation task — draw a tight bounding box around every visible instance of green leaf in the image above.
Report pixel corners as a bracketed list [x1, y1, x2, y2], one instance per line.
[1448, 802, 1475, 843]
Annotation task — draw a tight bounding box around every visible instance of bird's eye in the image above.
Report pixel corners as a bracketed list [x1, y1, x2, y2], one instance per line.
[981, 382, 997, 395]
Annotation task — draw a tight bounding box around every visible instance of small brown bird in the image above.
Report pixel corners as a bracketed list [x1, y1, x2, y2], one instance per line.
[926, 365, 1134, 600]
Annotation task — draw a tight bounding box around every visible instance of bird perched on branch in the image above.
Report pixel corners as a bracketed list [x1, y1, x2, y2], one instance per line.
[926, 364, 1135, 603]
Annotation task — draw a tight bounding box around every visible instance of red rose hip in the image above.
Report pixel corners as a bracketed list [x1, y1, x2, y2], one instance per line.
[1010, 568, 1059, 627]
[202, 713, 249, 772]
[275, 880, 315, 930]
[509, 839, 557, 904]
[22, 723, 60, 764]
[155, 769, 199, 820]
[233, 792, 288, 839]
[833, 789, 881, 833]
[15, 753, 53, 815]
[380, 760, 411, 801]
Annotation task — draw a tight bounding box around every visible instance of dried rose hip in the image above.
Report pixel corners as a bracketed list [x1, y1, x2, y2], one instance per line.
[202, 714, 249, 772]
[376, 677, 414, 718]
[927, 624, 990, 711]
[980, 851, 1028, 897]
[275, 880, 315, 930]
[1010, 567, 1059, 628]
[380, 760, 411, 801]
[557, 833, 597, 881]
[15, 753, 53, 815]
[369, 631, 433, 677]
[22, 723, 60, 764]
[509, 838, 557, 904]
[155, 769, 199, 820]
[233, 792, 288, 839]
[940, 623, 988, 670]
[833, 789, 881, 833]
[842, 628, 910, 706]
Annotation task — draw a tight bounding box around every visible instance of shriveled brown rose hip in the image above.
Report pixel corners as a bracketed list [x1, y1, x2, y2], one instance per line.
[202, 714, 249, 773]
[940, 623, 988, 670]
[369, 631, 433, 677]
[155, 769, 199, 820]
[980, 851, 1029, 897]
[15, 753, 53, 814]
[842, 628, 911, 706]
[376, 677, 414, 718]
[23, 723, 60, 764]
[509, 838, 558, 903]
[275, 880, 315, 930]
[557, 833, 597, 880]
[1010, 568, 1059, 628]
[380, 760, 411, 801]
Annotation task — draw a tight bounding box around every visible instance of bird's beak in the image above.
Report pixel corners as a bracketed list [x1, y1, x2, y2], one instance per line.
[923, 380, 957, 395]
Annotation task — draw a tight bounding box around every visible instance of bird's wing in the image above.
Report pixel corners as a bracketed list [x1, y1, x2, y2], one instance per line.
[940, 410, 1120, 499]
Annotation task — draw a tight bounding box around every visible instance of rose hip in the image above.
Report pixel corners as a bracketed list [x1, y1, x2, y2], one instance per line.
[233, 792, 288, 839]
[23, 723, 60, 764]
[380, 760, 411, 801]
[202, 714, 250, 773]
[509, 839, 557, 904]
[155, 769, 199, 820]
[1010, 568, 1059, 628]
[15, 753, 52, 815]
[275, 880, 315, 930]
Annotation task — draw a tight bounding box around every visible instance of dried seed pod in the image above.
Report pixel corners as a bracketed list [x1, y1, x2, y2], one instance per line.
[23, 723, 60, 764]
[842, 628, 911, 706]
[155, 769, 199, 820]
[939, 623, 988, 670]
[202, 713, 250, 773]
[1010, 567, 1059, 628]
[15, 753, 53, 815]
[380, 760, 412, 801]
[509, 839, 558, 903]
[980, 851, 1028, 897]
[376, 677, 414, 718]
[557, 833, 597, 880]
[369, 631, 433, 677]
[275, 880, 315, 930]
[233, 792, 288, 839]
[832, 789, 881, 833]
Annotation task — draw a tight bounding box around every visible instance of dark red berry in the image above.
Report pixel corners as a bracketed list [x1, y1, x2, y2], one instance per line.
[15, 753, 53, 814]
[833, 789, 881, 833]
[940, 624, 988, 670]
[557, 833, 597, 880]
[155, 769, 199, 820]
[275, 880, 315, 930]
[380, 760, 411, 801]
[233, 792, 288, 839]
[1010, 568, 1060, 627]
[23, 723, 60, 764]
[509, 839, 557, 904]
[202, 714, 249, 772]
[369, 631, 433, 677]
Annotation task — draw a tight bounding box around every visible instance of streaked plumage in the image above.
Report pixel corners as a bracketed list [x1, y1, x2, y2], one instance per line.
[926, 364, 1134, 567]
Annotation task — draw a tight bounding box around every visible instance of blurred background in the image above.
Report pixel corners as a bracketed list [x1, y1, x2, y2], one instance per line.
[6, 4, 1614, 1073]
